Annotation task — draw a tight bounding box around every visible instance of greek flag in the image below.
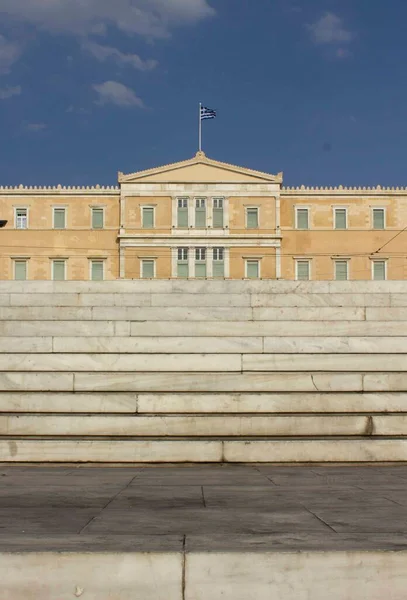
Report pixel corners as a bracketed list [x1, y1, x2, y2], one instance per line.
[200, 106, 217, 120]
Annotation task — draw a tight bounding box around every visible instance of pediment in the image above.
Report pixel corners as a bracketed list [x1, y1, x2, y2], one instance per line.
[119, 152, 283, 184]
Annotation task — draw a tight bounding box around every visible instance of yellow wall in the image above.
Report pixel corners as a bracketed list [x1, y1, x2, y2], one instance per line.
[229, 197, 276, 233]
[124, 196, 172, 233]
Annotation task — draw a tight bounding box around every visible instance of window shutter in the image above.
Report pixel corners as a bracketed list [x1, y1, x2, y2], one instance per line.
[373, 261, 386, 280]
[14, 261, 27, 281]
[213, 208, 224, 228]
[177, 208, 188, 228]
[195, 263, 206, 278]
[373, 209, 385, 230]
[296, 209, 309, 230]
[91, 261, 104, 281]
[297, 261, 310, 280]
[53, 260, 65, 281]
[195, 208, 206, 227]
[142, 208, 154, 228]
[142, 260, 154, 278]
[247, 209, 258, 229]
[335, 209, 347, 229]
[213, 261, 224, 278]
[54, 209, 66, 229]
[247, 260, 259, 279]
[16, 209, 27, 229]
[92, 209, 104, 229]
[335, 261, 348, 280]
[177, 263, 189, 278]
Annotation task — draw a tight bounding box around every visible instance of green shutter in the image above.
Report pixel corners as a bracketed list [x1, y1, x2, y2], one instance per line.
[53, 260, 65, 281]
[297, 261, 310, 280]
[142, 260, 154, 278]
[195, 208, 206, 227]
[142, 208, 154, 228]
[177, 208, 188, 228]
[213, 261, 224, 278]
[195, 262, 206, 278]
[91, 261, 104, 281]
[213, 208, 223, 228]
[92, 209, 104, 229]
[247, 209, 258, 229]
[335, 261, 348, 280]
[54, 209, 66, 229]
[177, 262, 189, 278]
[373, 209, 385, 230]
[373, 261, 386, 280]
[14, 261, 27, 281]
[247, 261, 259, 279]
[296, 209, 309, 230]
[335, 209, 347, 229]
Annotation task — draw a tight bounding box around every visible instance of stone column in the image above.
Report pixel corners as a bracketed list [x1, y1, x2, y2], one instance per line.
[276, 246, 281, 280]
[207, 247, 213, 278]
[188, 247, 195, 278]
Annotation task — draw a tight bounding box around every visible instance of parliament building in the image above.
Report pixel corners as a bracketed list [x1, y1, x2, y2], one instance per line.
[0, 151, 405, 281]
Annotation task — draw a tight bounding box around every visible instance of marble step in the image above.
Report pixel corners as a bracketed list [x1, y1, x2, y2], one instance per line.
[1, 438, 407, 462]
[0, 414, 404, 436]
[0, 353, 406, 372]
[1, 392, 406, 414]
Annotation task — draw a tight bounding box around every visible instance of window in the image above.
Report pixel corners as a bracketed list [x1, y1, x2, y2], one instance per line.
[90, 260, 104, 281]
[142, 207, 154, 229]
[177, 198, 188, 228]
[213, 247, 225, 278]
[14, 260, 27, 280]
[246, 208, 259, 229]
[373, 208, 385, 230]
[246, 259, 260, 279]
[91, 208, 104, 229]
[296, 260, 310, 281]
[213, 198, 224, 228]
[141, 259, 155, 279]
[296, 208, 309, 230]
[52, 260, 66, 281]
[335, 260, 348, 281]
[195, 198, 206, 228]
[334, 208, 347, 230]
[53, 208, 66, 230]
[177, 247, 188, 278]
[195, 247, 206, 278]
[15, 208, 27, 229]
[372, 260, 386, 281]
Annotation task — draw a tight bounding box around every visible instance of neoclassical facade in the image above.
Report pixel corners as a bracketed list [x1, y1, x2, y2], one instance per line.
[0, 151, 406, 280]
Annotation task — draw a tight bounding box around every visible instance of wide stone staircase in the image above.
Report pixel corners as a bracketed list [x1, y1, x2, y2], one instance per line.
[0, 279, 407, 463]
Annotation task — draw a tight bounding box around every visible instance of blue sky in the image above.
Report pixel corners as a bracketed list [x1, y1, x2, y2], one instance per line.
[0, 0, 406, 186]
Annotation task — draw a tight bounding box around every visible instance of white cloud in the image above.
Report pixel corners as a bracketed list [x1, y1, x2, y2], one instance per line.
[83, 41, 157, 71]
[0, 0, 215, 38]
[0, 34, 22, 74]
[0, 85, 22, 99]
[308, 13, 353, 45]
[93, 81, 144, 108]
[25, 122, 47, 132]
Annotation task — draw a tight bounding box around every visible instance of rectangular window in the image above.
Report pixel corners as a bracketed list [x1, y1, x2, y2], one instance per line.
[246, 208, 259, 229]
[335, 260, 348, 281]
[14, 260, 27, 280]
[90, 260, 104, 281]
[213, 198, 224, 228]
[142, 207, 154, 229]
[53, 208, 66, 230]
[213, 247, 225, 278]
[15, 208, 27, 229]
[177, 247, 188, 278]
[91, 208, 104, 229]
[141, 259, 155, 279]
[296, 208, 309, 230]
[52, 260, 66, 281]
[177, 198, 188, 228]
[373, 208, 385, 230]
[296, 260, 310, 281]
[334, 208, 347, 230]
[195, 198, 206, 228]
[373, 260, 386, 281]
[246, 260, 260, 279]
[195, 247, 206, 278]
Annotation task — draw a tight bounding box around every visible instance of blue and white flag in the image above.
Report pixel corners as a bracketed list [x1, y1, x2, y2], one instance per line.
[200, 106, 217, 120]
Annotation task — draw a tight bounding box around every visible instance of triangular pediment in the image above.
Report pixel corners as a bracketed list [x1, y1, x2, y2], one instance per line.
[118, 152, 283, 184]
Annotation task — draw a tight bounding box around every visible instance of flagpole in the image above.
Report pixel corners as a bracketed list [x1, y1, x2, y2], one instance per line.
[198, 102, 202, 152]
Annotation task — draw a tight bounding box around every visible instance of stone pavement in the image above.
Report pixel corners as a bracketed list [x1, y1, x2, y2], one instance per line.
[1, 464, 407, 552]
